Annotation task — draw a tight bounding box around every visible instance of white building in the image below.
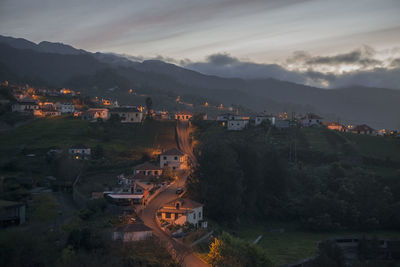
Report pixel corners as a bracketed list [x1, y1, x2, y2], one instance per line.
[301, 113, 323, 127]
[227, 119, 249, 131]
[160, 148, 187, 170]
[112, 223, 153, 242]
[56, 102, 75, 114]
[11, 98, 39, 113]
[69, 145, 91, 160]
[158, 198, 204, 227]
[134, 162, 162, 176]
[255, 115, 276, 126]
[81, 108, 110, 121]
[110, 107, 143, 123]
[217, 113, 250, 122]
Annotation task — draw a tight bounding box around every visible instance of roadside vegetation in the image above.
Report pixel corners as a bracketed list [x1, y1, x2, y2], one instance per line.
[188, 118, 400, 266]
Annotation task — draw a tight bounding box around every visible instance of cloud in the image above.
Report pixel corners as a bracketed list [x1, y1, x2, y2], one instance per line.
[181, 47, 400, 89]
[287, 46, 383, 69]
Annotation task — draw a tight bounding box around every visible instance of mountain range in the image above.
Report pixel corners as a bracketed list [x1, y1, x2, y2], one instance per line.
[0, 35, 399, 130]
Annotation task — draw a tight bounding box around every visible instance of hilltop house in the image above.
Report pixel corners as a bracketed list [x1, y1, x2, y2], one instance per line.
[11, 98, 39, 113]
[160, 148, 187, 170]
[301, 113, 323, 127]
[134, 162, 162, 176]
[81, 108, 110, 121]
[158, 198, 204, 227]
[350, 124, 376, 135]
[255, 115, 276, 126]
[322, 122, 345, 132]
[175, 111, 192, 121]
[0, 200, 26, 227]
[112, 223, 153, 242]
[227, 119, 249, 131]
[36, 104, 61, 117]
[56, 102, 75, 114]
[110, 107, 143, 123]
[69, 145, 91, 160]
[217, 113, 250, 122]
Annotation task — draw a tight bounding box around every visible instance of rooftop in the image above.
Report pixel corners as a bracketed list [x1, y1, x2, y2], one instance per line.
[163, 198, 203, 210]
[110, 107, 141, 112]
[0, 199, 24, 208]
[161, 148, 185, 156]
[135, 162, 162, 171]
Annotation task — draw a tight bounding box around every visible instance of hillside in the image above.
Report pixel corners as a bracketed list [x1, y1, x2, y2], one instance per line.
[1, 36, 400, 129]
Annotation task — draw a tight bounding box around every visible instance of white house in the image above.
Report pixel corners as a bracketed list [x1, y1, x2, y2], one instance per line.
[112, 223, 153, 242]
[110, 107, 143, 123]
[56, 102, 75, 114]
[11, 98, 39, 113]
[0, 200, 26, 227]
[255, 115, 276, 126]
[217, 113, 250, 122]
[134, 162, 162, 176]
[158, 198, 204, 227]
[160, 148, 187, 170]
[275, 120, 291, 129]
[227, 119, 249, 131]
[301, 113, 323, 127]
[81, 108, 110, 121]
[69, 145, 91, 160]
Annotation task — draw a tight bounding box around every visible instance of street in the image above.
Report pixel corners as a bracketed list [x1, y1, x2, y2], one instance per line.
[139, 121, 208, 267]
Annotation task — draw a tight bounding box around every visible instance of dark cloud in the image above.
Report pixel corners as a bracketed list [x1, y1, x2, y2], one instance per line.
[287, 46, 382, 67]
[390, 58, 400, 68]
[184, 53, 308, 84]
[182, 48, 400, 89]
[206, 53, 239, 65]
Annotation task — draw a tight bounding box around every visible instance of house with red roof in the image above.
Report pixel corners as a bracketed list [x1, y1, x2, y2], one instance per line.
[158, 198, 204, 227]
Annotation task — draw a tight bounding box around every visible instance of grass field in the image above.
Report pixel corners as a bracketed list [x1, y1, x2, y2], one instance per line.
[28, 193, 60, 222]
[0, 116, 177, 158]
[226, 222, 400, 266]
[343, 133, 400, 161]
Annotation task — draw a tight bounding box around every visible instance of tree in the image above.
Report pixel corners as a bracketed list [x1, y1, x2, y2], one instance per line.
[92, 144, 104, 159]
[145, 97, 153, 119]
[208, 233, 272, 267]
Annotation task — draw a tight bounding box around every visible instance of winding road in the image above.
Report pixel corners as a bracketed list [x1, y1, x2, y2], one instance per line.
[139, 121, 208, 267]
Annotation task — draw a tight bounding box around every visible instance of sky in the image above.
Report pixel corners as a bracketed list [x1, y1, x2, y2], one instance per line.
[1, 0, 400, 88]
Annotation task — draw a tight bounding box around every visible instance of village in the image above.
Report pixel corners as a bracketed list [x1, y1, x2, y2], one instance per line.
[1, 80, 400, 267]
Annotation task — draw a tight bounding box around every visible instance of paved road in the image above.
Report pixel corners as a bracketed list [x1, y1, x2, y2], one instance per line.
[177, 121, 197, 165]
[139, 121, 208, 267]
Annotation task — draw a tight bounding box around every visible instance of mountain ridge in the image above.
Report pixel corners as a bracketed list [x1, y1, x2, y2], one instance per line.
[0, 35, 399, 130]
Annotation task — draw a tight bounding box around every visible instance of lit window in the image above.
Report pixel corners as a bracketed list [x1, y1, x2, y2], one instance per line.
[165, 213, 171, 218]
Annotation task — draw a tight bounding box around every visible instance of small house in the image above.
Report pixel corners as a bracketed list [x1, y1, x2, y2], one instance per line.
[160, 148, 187, 170]
[81, 108, 110, 121]
[69, 145, 91, 160]
[109, 107, 143, 123]
[0, 200, 26, 227]
[301, 113, 323, 127]
[134, 162, 162, 176]
[56, 103, 75, 114]
[11, 98, 39, 113]
[255, 115, 276, 126]
[158, 198, 204, 227]
[227, 119, 249, 131]
[322, 122, 345, 132]
[112, 223, 153, 242]
[350, 124, 376, 135]
[175, 111, 192, 121]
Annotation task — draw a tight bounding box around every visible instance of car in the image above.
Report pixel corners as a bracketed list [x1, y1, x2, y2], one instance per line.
[176, 188, 184, 194]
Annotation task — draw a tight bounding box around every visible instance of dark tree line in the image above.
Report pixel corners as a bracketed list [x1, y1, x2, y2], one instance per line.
[188, 123, 400, 231]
